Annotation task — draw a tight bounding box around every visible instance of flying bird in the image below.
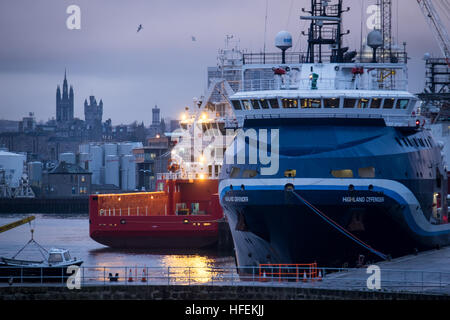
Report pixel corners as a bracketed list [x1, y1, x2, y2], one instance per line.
[191, 36, 196, 41]
[137, 24, 143, 32]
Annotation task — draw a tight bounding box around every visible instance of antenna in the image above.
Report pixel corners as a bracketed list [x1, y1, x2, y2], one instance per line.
[263, 0, 268, 64]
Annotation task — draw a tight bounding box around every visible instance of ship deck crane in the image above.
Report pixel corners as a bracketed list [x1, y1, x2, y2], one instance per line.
[0, 216, 35, 234]
[416, 0, 450, 65]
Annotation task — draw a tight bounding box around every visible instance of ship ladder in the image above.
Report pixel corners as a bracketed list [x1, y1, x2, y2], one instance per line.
[289, 190, 388, 261]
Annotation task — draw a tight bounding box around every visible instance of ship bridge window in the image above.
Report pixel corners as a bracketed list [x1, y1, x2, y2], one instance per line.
[331, 169, 354, 178]
[242, 100, 251, 110]
[260, 99, 270, 109]
[395, 138, 403, 147]
[242, 169, 258, 178]
[357, 98, 370, 109]
[370, 98, 381, 109]
[358, 167, 375, 178]
[231, 100, 242, 110]
[48, 253, 63, 264]
[301, 98, 321, 108]
[383, 98, 395, 109]
[63, 252, 71, 261]
[269, 98, 279, 109]
[251, 99, 260, 109]
[343, 98, 357, 108]
[230, 166, 240, 178]
[282, 98, 298, 108]
[395, 99, 409, 109]
[419, 138, 425, 147]
[324, 98, 340, 108]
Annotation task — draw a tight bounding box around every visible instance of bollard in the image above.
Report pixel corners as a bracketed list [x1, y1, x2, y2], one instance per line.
[128, 269, 133, 282]
[142, 268, 147, 282]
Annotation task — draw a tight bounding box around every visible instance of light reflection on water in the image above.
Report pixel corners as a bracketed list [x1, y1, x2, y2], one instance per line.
[0, 214, 236, 283]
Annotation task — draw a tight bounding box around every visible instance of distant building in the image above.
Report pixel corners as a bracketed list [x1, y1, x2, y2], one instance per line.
[42, 161, 91, 198]
[84, 95, 103, 141]
[18, 113, 36, 133]
[56, 70, 74, 125]
[148, 105, 165, 138]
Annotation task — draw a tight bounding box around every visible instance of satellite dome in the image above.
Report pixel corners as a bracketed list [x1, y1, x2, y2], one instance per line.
[367, 30, 383, 49]
[275, 31, 292, 51]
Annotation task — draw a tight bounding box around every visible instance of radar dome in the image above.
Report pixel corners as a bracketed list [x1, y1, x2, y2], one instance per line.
[367, 30, 383, 49]
[275, 31, 292, 51]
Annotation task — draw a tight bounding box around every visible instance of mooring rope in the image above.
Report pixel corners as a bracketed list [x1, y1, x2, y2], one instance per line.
[289, 190, 388, 260]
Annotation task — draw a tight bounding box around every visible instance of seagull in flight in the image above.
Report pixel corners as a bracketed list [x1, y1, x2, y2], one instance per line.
[191, 36, 196, 41]
[137, 24, 143, 32]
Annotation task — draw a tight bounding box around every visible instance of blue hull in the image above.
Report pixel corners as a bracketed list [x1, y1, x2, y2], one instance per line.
[219, 118, 450, 267]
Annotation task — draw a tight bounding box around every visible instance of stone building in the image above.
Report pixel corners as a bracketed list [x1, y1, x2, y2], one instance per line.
[42, 161, 91, 198]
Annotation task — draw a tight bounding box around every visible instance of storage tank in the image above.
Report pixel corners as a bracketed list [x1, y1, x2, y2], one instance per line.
[105, 155, 120, 187]
[104, 143, 118, 156]
[90, 146, 103, 185]
[120, 154, 136, 190]
[0, 151, 26, 188]
[59, 152, 76, 164]
[118, 143, 133, 156]
[79, 143, 90, 154]
[27, 161, 43, 186]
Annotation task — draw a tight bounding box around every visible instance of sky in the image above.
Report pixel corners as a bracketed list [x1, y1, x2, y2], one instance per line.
[0, 0, 448, 125]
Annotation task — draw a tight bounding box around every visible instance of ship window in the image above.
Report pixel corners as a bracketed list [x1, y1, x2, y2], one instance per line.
[251, 99, 260, 109]
[242, 100, 251, 110]
[427, 138, 433, 147]
[358, 167, 375, 178]
[48, 253, 63, 264]
[231, 100, 242, 110]
[357, 98, 370, 109]
[402, 138, 410, 147]
[324, 98, 339, 108]
[395, 138, 403, 147]
[301, 98, 321, 108]
[343, 98, 356, 108]
[370, 98, 381, 109]
[260, 99, 270, 109]
[383, 98, 395, 109]
[269, 98, 279, 109]
[242, 169, 258, 178]
[63, 252, 71, 261]
[419, 139, 425, 147]
[395, 99, 409, 109]
[282, 98, 298, 108]
[412, 138, 419, 147]
[331, 169, 354, 178]
[230, 166, 240, 178]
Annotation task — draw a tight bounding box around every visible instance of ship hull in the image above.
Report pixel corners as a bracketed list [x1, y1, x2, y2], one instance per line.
[219, 118, 450, 268]
[89, 179, 223, 249]
[221, 180, 450, 268]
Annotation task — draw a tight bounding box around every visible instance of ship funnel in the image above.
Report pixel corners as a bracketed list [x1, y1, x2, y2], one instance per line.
[275, 31, 292, 64]
[367, 29, 383, 63]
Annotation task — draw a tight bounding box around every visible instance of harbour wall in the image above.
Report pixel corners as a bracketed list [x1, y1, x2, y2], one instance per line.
[0, 284, 447, 300]
[0, 197, 88, 214]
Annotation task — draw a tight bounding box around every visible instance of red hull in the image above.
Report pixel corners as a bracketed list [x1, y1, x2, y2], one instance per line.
[89, 179, 223, 249]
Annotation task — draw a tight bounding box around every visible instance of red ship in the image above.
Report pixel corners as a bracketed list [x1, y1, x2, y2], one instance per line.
[89, 70, 239, 248]
[89, 177, 223, 248]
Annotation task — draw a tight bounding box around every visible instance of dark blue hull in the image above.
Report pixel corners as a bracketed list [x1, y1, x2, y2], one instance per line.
[219, 118, 450, 268]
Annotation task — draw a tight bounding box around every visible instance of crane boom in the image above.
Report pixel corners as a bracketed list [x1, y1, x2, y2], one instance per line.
[0, 216, 35, 234]
[416, 0, 450, 61]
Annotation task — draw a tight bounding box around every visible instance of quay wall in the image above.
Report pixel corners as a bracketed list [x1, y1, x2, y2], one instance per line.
[0, 285, 448, 300]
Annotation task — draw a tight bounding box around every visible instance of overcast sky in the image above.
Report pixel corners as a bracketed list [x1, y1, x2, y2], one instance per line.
[0, 0, 448, 125]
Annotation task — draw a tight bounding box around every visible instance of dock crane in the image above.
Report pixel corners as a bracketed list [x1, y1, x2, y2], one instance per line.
[0, 216, 35, 234]
[416, 0, 450, 65]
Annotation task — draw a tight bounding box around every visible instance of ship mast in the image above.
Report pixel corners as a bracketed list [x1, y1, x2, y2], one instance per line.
[301, 0, 350, 63]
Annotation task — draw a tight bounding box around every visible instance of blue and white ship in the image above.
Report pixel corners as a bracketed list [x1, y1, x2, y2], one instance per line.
[219, 0, 450, 268]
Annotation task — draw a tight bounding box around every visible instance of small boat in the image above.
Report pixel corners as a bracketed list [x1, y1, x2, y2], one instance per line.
[0, 248, 83, 283]
[0, 216, 83, 283]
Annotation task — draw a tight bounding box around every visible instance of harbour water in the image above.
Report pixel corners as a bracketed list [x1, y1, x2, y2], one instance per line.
[0, 214, 236, 277]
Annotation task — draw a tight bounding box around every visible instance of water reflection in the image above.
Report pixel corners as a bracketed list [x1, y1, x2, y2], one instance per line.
[0, 214, 236, 284]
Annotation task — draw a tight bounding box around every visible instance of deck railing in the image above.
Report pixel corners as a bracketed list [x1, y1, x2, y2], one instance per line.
[1, 265, 449, 295]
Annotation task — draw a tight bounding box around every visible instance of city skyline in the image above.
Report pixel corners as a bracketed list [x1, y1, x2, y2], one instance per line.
[0, 0, 448, 125]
